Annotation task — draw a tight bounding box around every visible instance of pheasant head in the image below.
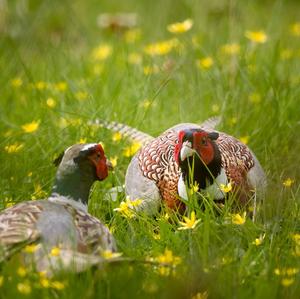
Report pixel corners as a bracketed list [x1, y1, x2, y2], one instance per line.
[52, 143, 113, 205]
[174, 129, 221, 188]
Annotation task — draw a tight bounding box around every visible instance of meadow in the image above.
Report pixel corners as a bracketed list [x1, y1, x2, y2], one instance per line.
[0, 0, 300, 298]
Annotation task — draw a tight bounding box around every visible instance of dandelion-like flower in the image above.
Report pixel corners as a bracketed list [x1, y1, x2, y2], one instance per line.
[101, 250, 123, 259]
[221, 43, 240, 55]
[110, 156, 118, 168]
[167, 19, 193, 34]
[220, 182, 232, 193]
[11, 77, 23, 88]
[112, 132, 122, 142]
[144, 39, 178, 56]
[123, 142, 142, 157]
[231, 212, 246, 225]
[114, 197, 143, 218]
[178, 211, 200, 230]
[245, 30, 268, 43]
[22, 120, 40, 133]
[252, 233, 265, 246]
[4, 143, 24, 153]
[290, 22, 300, 36]
[239, 136, 249, 145]
[46, 97, 56, 108]
[92, 44, 112, 61]
[17, 281, 32, 295]
[54, 81, 68, 92]
[17, 267, 27, 277]
[50, 246, 60, 257]
[196, 57, 214, 69]
[283, 178, 294, 187]
[24, 244, 40, 253]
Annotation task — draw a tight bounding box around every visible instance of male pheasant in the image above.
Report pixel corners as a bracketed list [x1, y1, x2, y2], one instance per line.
[0, 143, 115, 275]
[94, 119, 266, 214]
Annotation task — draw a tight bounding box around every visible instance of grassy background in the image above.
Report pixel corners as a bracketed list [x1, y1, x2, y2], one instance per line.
[0, 0, 300, 298]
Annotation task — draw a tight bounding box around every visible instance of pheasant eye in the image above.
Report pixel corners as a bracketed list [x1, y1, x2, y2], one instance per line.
[201, 138, 207, 145]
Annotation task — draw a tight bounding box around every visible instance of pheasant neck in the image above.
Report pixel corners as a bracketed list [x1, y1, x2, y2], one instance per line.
[181, 144, 222, 189]
[51, 168, 94, 207]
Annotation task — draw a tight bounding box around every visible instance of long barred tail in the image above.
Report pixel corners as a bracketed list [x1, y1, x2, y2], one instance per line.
[200, 116, 221, 131]
[90, 119, 154, 146]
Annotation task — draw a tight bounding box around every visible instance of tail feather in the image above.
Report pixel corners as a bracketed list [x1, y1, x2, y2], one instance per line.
[90, 119, 154, 145]
[199, 116, 221, 130]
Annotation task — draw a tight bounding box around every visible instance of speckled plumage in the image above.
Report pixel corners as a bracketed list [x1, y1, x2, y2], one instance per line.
[126, 122, 266, 213]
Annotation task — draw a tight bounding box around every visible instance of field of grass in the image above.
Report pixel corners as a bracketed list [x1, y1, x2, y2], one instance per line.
[1, 0, 300, 298]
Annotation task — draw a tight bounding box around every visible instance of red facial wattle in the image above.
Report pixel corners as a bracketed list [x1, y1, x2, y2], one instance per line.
[89, 144, 109, 181]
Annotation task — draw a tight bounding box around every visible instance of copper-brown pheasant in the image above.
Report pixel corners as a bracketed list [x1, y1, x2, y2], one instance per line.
[0, 143, 115, 275]
[94, 119, 266, 214]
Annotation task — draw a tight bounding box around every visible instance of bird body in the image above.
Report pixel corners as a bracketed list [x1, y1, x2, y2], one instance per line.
[0, 143, 115, 274]
[125, 122, 266, 214]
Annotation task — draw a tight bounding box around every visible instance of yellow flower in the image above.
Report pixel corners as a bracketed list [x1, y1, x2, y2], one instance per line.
[245, 30, 268, 43]
[40, 278, 50, 288]
[221, 43, 240, 55]
[50, 247, 60, 256]
[143, 65, 159, 75]
[290, 22, 300, 36]
[124, 28, 141, 43]
[281, 278, 294, 287]
[128, 52, 142, 65]
[4, 197, 14, 208]
[11, 77, 23, 88]
[123, 142, 142, 157]
[212, 104, 220, 113]
[141, 99, 151, 108]
[112, 132, 122, 142]
[153, 232, 161, 240]
[92, 44, 112, 60]
[178, 211, 200, 230]
[252, 234, 265, 246]
[4, 143, 24, 153]
[17, 281, 31, 295]
[196, 57, 214, 69]
[101, 250, 123, 259]
[220, 182, 232, 193]
[0, 276, 3, 287]
[189, 183, 199, 195]
[292, 233, 300, 245]
[51, 281, 65, 290]
[249, 93, 261, 104]
[156, 249, 181, 266]
[35, 81, 47, 90]
[22, 120, 40, 133]
[130, 198, 143, 207]
[75, 91, 88, 101]
[192, 291, 209, 299]
[144, 39, 178, 56]
[54, 81, 68, 92]
[231, 212, 246, 225]
[110, 156, 118, 168]
[17, 267, 27, 277]
[167, 19, 193, 34]
[239, 136, 249, 145]
[78, 137, 87, 144]
[24, 244, 40, 253]
[114, 200, 134, 218]
[46, 97, 56, 108]
[274, 267, 299, 276]
[31, 184, 47, 200]
[283, 178, 294, 187]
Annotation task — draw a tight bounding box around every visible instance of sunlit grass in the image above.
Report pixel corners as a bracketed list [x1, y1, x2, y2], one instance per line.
[0, 0, 300, 298]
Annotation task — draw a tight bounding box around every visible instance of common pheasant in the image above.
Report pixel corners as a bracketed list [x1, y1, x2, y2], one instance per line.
[0, 143, 116, 275]
[94, 119, 266, 214]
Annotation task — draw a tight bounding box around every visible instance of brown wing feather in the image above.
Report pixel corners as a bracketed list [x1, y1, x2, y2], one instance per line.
[0, 202, 43, 262]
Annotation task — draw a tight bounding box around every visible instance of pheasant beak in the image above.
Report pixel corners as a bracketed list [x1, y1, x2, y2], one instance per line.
[106, 159, 114, 171]
[180, 141, 195, 161]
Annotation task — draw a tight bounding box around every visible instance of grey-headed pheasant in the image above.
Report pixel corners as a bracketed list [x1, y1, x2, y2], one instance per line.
[0, 143, 115, 275]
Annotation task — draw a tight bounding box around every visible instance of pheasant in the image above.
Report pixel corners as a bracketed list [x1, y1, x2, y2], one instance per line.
[0, 143, 116, 275]
[94, 119, 266, 214]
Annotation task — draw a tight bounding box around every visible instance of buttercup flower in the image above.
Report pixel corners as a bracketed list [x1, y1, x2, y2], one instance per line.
[178, 211, 200, 230]
[245, 30, 268, 43]
[167, 19, 193, 34]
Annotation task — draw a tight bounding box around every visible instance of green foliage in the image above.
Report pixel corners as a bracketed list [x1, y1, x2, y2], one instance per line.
[0, 0, 300, 298]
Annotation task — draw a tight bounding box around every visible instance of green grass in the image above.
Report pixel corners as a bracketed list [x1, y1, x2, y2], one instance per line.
[1, 0, 300, 298]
